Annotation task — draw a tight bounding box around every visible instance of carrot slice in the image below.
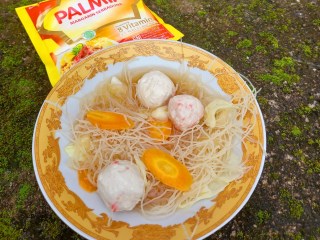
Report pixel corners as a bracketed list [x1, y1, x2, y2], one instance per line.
[149, 120, 172, 140]
[142, 148, 193, 191]
[78, 169, 97, 192]
[86, 110, 134, 130]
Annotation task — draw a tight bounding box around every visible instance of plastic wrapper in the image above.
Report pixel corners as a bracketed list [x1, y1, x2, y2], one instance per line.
[16, 0, 184, 86]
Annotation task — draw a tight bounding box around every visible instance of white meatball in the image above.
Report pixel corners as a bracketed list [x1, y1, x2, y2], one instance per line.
[168, 95, 204, 131]
[136, 71, 175, 108]
[97, 160, 144, 212]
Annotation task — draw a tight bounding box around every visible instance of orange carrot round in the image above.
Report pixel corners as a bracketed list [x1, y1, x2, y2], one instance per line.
[142, 148, 193, 191]
[149, 120, 172, 140]
[78, 169, 97, 192]
[86, 110, 134, 130]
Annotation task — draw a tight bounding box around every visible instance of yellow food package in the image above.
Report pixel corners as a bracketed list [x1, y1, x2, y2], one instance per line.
[16, 0, 184, 86]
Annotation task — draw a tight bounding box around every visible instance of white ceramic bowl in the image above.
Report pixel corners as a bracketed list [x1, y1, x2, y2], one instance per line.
[33, 39, 266, 240]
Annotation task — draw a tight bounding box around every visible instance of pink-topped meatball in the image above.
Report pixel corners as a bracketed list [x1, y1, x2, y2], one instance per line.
[168, 95, 204, 131]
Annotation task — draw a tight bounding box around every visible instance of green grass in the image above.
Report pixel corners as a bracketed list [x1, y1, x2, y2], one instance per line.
[308, 139, 320, 147]
[197, 10, 207, 17]
[236, 39, 253, 49]
[299, 44, 312, 57]
[262, 7, 285, 22]
[305, 160, 320, 174]
[257, 96, 268, 106]
[40, 218, 63, 239]
[270, 172, 280, 180]
[255, 45, 267, 54]
[256, 210, 271, 224]
[295, 149, 320, 174]
[0, 1, 53, 237]
[0, 211, 22, 239]
[273, 57, 295, 69]
[291, 126, 302, 137]
[280, 189, 304, 219]
[226, 30, 238, 37]
[267, 136, 274, 145]
[296, 105, 314, 115]
[7, 0, 37, 11]
[236, 39, 254, 57]
[16, 183, 32, 209]
[313, 19, 320, 26]
[155, 0, 168, 6]
[1, 55, 23, 70]
[259, 31, 279, 49]
[0, 155, 8, 175]
[260, 57, 300, 86]
[288, 232, 303, 240]
[236, 231, 244, 238]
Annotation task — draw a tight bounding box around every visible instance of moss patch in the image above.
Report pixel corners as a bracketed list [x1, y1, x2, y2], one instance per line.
[0, 211, 22, 240]
[280, 189, 304, 219]
[260, 57, 300, 86]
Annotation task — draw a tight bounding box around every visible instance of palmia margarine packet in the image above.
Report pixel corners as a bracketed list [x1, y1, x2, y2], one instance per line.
[16, 0, 184, 86]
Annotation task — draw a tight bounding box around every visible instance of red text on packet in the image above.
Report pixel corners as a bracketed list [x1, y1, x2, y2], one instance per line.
[54, 0, 118, 24]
